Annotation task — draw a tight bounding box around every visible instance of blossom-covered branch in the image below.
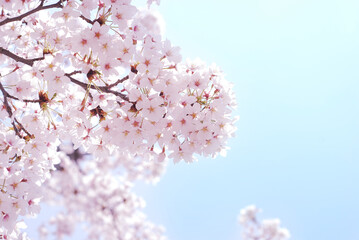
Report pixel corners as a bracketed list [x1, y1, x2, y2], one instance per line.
[0, 81, 13, 117]
[65, 71, 130, 102]
[0, 80, 41, 103]
[79, 15, 95, 25]
[0, 82, 34, 138]
[0, 0, 236, 239]
[0, 47, 45, 67]
[0, 0, 62, 26]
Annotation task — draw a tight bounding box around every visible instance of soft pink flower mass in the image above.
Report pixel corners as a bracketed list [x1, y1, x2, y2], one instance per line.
[0, 0, 287, 239]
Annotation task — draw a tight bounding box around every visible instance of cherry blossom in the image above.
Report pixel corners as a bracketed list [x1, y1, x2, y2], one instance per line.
[0, 0, 237, 239]
[239, 205, 291, 240]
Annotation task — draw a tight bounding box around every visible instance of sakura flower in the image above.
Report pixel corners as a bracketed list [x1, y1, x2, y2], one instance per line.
[2, 211, 17, 233]
[137, 9, 165, 37]
[91, 22, 110, 41]
[137, 54, 161, 77]
[72, 28, 92, 55]
[112, 4, 137, 31]
[163, 40, 181, 63]
[52, 4, 81, 22]
[0, 0, 237, 238]
[86, 139, 110, 158]
[43, 68, 70, 96]
[239, 205, 290, 240]
[78, 0, 98, 18]
[147, 0, 161, 7]
[0, 104, 8, 118]
[137, 95, 165, 121]
[0, 0, 25, 11]
[129, 20, 146, 40]
[189, 71, 209, 90]
[5, 75, 34, 100]
[117, 37, 135, 65]
[100, 56, 121, 77]
[47, 28, 67, 47]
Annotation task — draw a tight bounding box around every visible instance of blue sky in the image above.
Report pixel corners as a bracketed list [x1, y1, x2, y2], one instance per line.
[134, 1, 359, 240]
[27, 0, 359, 239]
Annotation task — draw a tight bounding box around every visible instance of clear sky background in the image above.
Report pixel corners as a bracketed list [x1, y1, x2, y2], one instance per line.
[27, 0, 359, 239]
[134, 0, 359, 240]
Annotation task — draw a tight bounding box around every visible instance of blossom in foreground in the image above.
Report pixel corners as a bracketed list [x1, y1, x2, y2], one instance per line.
[239, 205, 291, 240]
[0, 0, 237, 238]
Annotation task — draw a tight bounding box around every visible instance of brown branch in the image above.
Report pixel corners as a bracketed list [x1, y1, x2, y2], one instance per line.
[65, 70, 82, 76]
[65, 71, 130, 102]
[14, 118, 33, 138]
[0, 82, 23, 138]
[6, 92, 41, 103]
[0, 47, 44, 67]
[0, 0, 95, 26]
[11, 121, 21, 137]
[0, 82, 13, 117]
[105, 88, 129, 102]
[107, 75, 129, 88]
[0, 0, 63, 27]
[0, 81, 41, 103]
[79, 15, 95, 25]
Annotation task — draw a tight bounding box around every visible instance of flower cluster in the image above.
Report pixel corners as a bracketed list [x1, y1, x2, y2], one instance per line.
[0, 0, 236, 238]
[0, 119, 60, 239]
[239, 205, 291, 240]
[40, 146, 166, 240]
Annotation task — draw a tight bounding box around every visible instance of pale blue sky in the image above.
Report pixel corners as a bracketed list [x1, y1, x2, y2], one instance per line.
[135, 1, 359, 240]
[27, 0, 359, 239]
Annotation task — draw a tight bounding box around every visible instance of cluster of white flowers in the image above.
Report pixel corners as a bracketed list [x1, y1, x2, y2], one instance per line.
[40, 146, 166, 240]
[0, 121, 61, 239]
[0, 0, 236, 238]
[239, 205, 291, 240]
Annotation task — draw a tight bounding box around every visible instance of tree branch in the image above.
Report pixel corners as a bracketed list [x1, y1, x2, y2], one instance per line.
[79, 15, 95, 25]
[107, 75, 129, 88]
[0, 0, 63, 27]
[65, 71, 130, 102]
[7, 94, 42, 103]
[0, 82, 21, 138]
[14, 118, 33, 138]
[0, 79, 41, 103]
[0, 82, 13, 117]
[0, 82, 34, 138]
[0, 47, 44, 67]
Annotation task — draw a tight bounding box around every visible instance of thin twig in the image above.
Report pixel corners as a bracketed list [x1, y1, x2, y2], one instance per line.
[14, 118, 33, 137]
[0, 81, 41, 103]
[11, 121, 21, 137]
[0, 0, 63, 27]
[6, 93, 41, 103]
[0, 82, 23, 138]
[65, 71, 130, 102]
[0, 47, 44, 67]
[0, 82, 35, 138]
[107, 75, 129, 88]
[0, 82, 13, 117]
[80, 15, 95, 24]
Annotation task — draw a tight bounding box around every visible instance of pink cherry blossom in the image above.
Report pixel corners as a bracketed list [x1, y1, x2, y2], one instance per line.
[0, 1, 237, 239]
[239, 205, 291, 240]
